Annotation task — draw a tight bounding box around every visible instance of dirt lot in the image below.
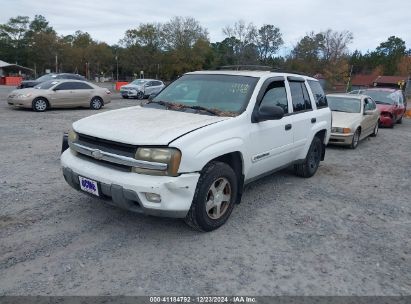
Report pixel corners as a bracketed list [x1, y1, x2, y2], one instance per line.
[0, 85, 410, 296]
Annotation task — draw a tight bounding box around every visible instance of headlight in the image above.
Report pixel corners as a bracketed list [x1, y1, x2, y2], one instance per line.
[68, 129, 78, 144]
[17, 93, 32, 98]
[133, 147, 181, 176]
[332, 127, 351, 134]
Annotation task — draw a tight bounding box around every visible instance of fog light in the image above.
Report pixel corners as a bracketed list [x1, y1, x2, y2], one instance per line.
[144, 192, 161, 203]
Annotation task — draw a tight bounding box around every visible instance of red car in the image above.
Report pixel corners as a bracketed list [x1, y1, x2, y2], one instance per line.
[355, 88, 407, 127]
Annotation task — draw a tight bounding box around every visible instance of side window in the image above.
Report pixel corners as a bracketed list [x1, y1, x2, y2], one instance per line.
[145, 81, 153, 87]
[308, 80, 328, 108]
[154, 81, 163, 86]
[260, 81, 288, 113]
[398, 93, 404, 105]
[289, 81, 312, 113]
[364, 98, 373, 111]
[54, 82, 76, 90]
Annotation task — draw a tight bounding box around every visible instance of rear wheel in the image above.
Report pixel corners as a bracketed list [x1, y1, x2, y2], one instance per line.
[350, 129, 360, 149]
[32, 97, 48, 112]
[294, 136, 322, 178]
[90, 97, 103, 110]
[122, 95, 129, 99]
[185, 161, 237, 232]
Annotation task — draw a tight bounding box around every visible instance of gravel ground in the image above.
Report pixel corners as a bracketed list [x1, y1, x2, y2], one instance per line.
[0, 85, 410, 296]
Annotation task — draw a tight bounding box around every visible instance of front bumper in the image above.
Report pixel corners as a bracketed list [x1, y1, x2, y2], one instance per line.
[328, 132, 354, 145]
[379, 115, 394, 127]
[120, 89, 140, 97]
[61, 149, 200, 218]
[7, 97, 32, 108]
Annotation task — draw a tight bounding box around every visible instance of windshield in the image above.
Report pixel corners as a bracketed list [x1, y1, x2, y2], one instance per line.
[149, 74, 258, 116]
[362, 90, 399, 105]
[131, 79, 148, 85]
[34, 80, 60, 90]
[328, 96, 361, 113]
[36, 74, 56, 82]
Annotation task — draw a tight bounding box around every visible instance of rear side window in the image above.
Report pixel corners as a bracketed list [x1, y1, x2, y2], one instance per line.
[71, 82, 93, 90]
[308, 80, 328, 108]
[54, 82, 76, 90]
[152, 81, 163, 86]
[289, 81, 312, 113]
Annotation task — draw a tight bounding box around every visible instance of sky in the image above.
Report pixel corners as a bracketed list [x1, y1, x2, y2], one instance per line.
[1, 0, 411, 55]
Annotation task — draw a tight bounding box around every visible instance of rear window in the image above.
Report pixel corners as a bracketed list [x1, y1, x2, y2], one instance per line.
[308, 80, 328, 108]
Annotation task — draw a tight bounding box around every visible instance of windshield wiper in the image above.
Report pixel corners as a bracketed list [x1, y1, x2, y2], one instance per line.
[146, 100, 177, 108]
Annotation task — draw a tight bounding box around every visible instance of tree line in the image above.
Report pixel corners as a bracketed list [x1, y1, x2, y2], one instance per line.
[0, 15, 410, 87]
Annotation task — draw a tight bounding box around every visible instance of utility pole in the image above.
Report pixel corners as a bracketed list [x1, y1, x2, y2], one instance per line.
[346, 65, 353, 93]
[115, 55, 119, 81]
[55, 54, 58, 73]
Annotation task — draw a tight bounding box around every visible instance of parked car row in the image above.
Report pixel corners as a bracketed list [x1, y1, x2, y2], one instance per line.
[327, 87, 407, 149]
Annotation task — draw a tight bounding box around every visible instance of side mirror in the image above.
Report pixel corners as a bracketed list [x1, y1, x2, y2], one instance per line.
[253, 105, 284, 122]
[148, 93, 158, 101]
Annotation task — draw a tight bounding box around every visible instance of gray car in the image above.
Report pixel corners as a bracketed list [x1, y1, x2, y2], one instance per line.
[120, 79, 165, 99]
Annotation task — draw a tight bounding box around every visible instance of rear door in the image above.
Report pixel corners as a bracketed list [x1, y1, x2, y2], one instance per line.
[287, 77, 316, 158]
[69, 82, 94, 106]
[247, 78, 294, 179]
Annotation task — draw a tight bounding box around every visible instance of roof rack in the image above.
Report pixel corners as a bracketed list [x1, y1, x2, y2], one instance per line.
[218, 65, 273, 71]
[216, 65, 307, 76]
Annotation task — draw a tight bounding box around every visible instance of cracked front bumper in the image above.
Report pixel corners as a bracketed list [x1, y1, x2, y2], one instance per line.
[61, 149, 200, 218]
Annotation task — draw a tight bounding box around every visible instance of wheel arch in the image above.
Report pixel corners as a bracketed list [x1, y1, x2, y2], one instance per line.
[91, 95, 104, 105]
[203, 151, 245, 204]
[314, 129, 327, 161]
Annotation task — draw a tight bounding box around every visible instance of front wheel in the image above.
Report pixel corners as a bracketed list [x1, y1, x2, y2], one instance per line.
[90, 97, 103, 110]
[32, 98, 48, 112]
[350, 129, 360, 149]
[371, 122, 379, 137]
[397, 115, 403, 124]
[294, 136, 322, 178]
[136, 91, 144, 100]
[185, 161, 237, 232]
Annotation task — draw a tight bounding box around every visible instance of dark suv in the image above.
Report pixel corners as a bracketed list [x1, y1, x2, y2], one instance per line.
[18, 73, 86, 89]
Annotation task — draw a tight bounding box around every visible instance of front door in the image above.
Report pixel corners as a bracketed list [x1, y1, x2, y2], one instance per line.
[247, 79, 294, 179]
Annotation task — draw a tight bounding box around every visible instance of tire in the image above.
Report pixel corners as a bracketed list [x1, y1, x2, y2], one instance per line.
[185, 161, 237, 232]
[32, 97, 48, 112]
[90, 97, 103, 110]
[136, 91, 144, 100]
[122, 95, 129, 99]
[350, 128, 360, 149]
[370, 122, 379, 137]
[294, 136, 322, 178]
[397, 116, 403, 124]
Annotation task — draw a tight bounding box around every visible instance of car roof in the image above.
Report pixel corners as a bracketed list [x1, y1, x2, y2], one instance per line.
[131, 79, 161, 82]
[361, 87, 398, 92]
[186, 70, 318, 81]
[327, 93, 365, 100]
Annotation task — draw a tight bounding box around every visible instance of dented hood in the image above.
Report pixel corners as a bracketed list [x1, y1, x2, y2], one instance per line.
[73, 106, 229, 145]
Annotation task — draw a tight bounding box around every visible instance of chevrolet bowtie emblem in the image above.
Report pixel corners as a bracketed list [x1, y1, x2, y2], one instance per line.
[91, 149, 103, 160]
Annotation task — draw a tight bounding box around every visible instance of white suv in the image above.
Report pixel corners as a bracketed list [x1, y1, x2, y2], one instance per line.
[61, 69, 331, 231]
[120, 79, 165, 99]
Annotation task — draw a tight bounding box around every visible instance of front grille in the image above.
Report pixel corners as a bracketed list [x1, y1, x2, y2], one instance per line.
[77, 133, 137, 158]
[73, 133, 138, 171]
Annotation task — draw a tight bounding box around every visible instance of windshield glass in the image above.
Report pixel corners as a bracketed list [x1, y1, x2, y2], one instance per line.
[362, 90, 399, 105]
[34, 80, 60, 90]
[131, 79, 148, 85]
[328, 96, 361, 113]
[36, 74, 56, 82]
[150, 74, 258, 115]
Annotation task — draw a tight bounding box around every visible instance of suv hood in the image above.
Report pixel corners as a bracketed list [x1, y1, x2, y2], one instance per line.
[73, 106, 230, 145]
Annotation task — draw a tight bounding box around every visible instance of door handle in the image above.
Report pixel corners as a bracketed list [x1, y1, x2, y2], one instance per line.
[285, 124, 292, 131]
[311, 118, 316, 123]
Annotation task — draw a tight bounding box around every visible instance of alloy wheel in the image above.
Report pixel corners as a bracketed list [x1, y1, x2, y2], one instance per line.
[205, 177, 231, 220]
